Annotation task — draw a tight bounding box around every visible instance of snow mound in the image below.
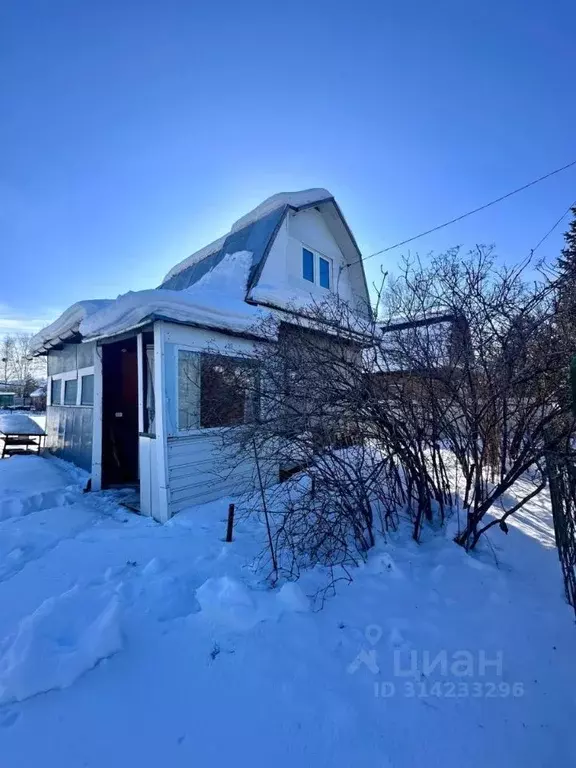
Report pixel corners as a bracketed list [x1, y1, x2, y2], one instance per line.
[80, 252, 270, 341]
[0, 583, 122, 704]
[196, 576, 259, 631]
[0, 456, 79, 522]
[195, 576, 310, 631]
[132, 558, 199, 622]
[276, 582, 310, 613]
[29, 299, 113, 355]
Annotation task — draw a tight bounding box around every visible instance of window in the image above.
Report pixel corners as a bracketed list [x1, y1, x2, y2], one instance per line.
[51, 378, 61, 406]
[177, 350, 258, 430]
[178, 350, 200, 430]
[64, 378, 78, 405]
[302, 248, 314, 282]
[319, 256, 330, 289]
[80, 374, 94, 405]
[302, 247, 331, 290]
[200, 355, 259, 428]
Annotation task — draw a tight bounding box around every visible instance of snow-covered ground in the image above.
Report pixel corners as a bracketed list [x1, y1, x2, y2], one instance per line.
[0, 455, 574, 767]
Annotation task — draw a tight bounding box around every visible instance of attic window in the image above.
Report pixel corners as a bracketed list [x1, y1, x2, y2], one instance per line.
[319, 256, 330, 289]
[302, 247, 331, 290]
[302, 248, 314, 283]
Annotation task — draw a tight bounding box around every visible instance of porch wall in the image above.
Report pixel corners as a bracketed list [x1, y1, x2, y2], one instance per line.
[159, 322, 278, 518]
[46, 342, 96, 471]
[166, 432, 261, 514]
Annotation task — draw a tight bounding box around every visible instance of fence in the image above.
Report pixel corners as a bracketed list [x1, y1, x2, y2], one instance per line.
[546, 451, 576, 615]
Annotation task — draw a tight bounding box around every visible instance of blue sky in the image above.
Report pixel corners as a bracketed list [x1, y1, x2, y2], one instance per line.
[1, 0, 575, 334]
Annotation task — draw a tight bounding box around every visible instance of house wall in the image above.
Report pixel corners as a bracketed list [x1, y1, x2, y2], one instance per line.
[251, 207, 360, 310]
[159, 321, 277, 517]
[46, 341, 96, 471]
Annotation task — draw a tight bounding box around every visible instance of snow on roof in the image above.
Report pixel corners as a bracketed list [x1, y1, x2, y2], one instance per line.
[379, 311, 457, 333]
[80, 251, 271, 342]
[33, 189, 341, 351]
[162, 234, 228, 284]
[30, 300, 113, 356]
[230, 188, 331, 235]
[162, 188, 332, 284]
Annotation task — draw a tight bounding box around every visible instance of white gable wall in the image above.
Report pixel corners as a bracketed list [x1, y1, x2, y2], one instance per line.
[249, 207, 361, 311]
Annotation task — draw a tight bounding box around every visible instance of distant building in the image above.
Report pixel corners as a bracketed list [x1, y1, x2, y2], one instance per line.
[29, 387, 47, 411]
[0, 392, 16, 408]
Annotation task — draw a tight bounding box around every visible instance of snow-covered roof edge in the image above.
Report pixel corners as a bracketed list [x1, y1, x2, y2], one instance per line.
[162, 189, 332, 284]
[30, 300, 114, 356]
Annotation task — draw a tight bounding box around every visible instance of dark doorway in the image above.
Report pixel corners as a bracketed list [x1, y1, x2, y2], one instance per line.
[101, 337, 139, 487]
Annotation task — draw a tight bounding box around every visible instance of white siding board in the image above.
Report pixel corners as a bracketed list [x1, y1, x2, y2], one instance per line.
[165, 431, 277, 514]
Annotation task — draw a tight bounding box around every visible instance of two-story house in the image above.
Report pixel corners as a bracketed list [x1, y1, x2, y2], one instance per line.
[30, 189, 372, 521]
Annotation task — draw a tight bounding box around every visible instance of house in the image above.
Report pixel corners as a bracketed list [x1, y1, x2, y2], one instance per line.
[29, 386, 47, 411]
[30, 189, 372, 522]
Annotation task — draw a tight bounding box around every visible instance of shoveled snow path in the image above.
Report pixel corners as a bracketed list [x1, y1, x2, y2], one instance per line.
[0, 456, 574, 767]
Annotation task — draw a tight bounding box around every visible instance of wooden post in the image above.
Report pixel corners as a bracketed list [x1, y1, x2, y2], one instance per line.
[226, 503, 235, 542]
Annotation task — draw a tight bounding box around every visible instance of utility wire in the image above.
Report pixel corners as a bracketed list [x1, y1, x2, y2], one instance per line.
[346, 158, 576, 267]
[530, 200, 576, 256]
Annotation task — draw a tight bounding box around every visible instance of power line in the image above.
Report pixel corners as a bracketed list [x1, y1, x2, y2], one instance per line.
[347, 158, 576, 267]
[530, 200, 576, 256]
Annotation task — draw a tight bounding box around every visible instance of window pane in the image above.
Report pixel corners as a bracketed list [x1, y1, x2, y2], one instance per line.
[302, 248, 314, 283]
[319, 257, 330, 289]
[51, 378, 61, 406]
[80, 374, 94, 405]
[200, 354, 258, 428]
[64, 379, 78, 405]
[178, 350, 199, 430]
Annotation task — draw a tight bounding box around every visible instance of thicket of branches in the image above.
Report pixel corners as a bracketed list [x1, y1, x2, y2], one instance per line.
[0, 332, 46, 395]
[211, 246, 574, 582]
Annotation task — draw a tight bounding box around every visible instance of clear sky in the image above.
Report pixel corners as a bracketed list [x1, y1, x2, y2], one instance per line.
[1, 0, 575, 334]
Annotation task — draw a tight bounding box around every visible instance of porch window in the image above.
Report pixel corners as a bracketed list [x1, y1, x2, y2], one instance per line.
[51, 378, 61, 406]
[64, 378, 78, 405]
[178, 350, 200, 430]
[177, 350, 259, 430]
[80, 374, 94, 405]
[200, 355, 259, 428]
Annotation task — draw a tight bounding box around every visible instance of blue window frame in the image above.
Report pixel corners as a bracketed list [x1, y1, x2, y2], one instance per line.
[302, 248, 314, 283]
[319, 256, 330, 289]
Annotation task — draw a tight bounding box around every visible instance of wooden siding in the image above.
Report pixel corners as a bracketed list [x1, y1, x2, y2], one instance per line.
[166, 432, 277, 514]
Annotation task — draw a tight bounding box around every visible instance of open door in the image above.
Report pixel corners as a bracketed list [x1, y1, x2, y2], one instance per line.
[101, 337, 139, 486]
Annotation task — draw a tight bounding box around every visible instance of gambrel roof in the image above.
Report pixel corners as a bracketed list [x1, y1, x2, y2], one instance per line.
[31, 189, 371, 354]
[159, 189, 371, 309]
